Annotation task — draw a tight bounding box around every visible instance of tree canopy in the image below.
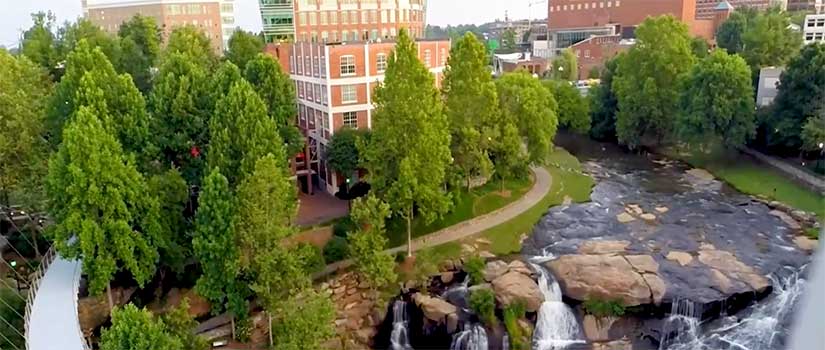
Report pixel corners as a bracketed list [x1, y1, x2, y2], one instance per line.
[551, 48, 578, 81]
[327, 127, 366, 179]
[117, 15, 161, 93]
[348, 196, 396, 291]
[20, 12, 58, 77]
[496, 70, 559, 164]
[57, 19, 121, 65]
[164, 25, 216, 65]
[543, 80, 590, 134]
[100, 304, 183, 350]
[270, 290, 336, 350]
[226, 30, 265, 71]
[716, 8, 801, 73]
[589, 55, 621, 141]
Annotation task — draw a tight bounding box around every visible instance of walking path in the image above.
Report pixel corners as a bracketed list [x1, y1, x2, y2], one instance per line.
[27, 256, 86, 350]
[741, 147, 825, 193]
[317, 166, 552, 277]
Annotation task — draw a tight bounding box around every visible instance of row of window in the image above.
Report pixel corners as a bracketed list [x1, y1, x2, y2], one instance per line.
[299, 27, 405, 42]
[290, 53, 327, 77]
[296, 81, 329, 105]
[297, 9, 422, 26]
[549, 1, 621, 12]
[805, 32, 824, 41]
[298, 105, 357, 131]
[805, 17, 825, 28]
[167, 4, 210, 15]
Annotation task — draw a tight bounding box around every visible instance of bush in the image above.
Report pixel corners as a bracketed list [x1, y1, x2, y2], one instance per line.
[323, 236, 348, 263]
[469, 288, 497, 327]
[295, 243, 326, 273]
[332, 216, 357, 237]
[464, 255, 486, 285]
[583, 299, 626, 318]
[503, 302, 528, 350]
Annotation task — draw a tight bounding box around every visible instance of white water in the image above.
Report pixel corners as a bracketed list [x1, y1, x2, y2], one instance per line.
[529, 256, 585, 350]
[450, 323, 489, 350]
[390, 300, 413, 350]
[502, 333, 510, 350]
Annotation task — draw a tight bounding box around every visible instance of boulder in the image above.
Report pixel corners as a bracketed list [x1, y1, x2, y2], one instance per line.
[697, 250, 769, 292]
[491, 271, 545, 312]
[546, 255, 655, 306]
[626, 204, 644, 216]
[769, 210, 802, 230]
[666, 251, 693, 266]
[412, 293, 457, 323]
[447, 313, 460, 334]
[441, 271, 455, 284]
[793, 236, 818, 251]
[654, 206, 669, 214]
[479, 251, 496, 259]
[582, 315, 619, 342]
[642, 273, 666, 304]
[508, 260, 534, 276]
[483, 260, 510, 282]
[616, 212, 636, 224]
[579, 240, 630, 255]
[625, 255, 658, 273]
[79, 287, 136, 331]
[640, 213, 657, 222]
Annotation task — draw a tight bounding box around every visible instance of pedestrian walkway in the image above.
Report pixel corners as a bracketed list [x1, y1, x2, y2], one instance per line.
[27, 256, 86, 350]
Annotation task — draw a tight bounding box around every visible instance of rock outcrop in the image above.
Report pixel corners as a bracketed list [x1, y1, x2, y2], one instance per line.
[491, 271, 544, 312]
[483, 260, 510, 282]
[546, 255, 663, 306]
[412, 293, 458, 322]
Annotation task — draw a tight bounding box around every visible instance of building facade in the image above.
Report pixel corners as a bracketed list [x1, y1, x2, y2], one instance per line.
[757, 67, 784, 107]
[267, 38, 449, 194]
[220, 0, 235, 48]
[804, 14, 825, 44]
[82, 0, 227, 52]
[695, 0, 772, 19]
[259, 0, 427, 43]
[786, 0, 823, 12]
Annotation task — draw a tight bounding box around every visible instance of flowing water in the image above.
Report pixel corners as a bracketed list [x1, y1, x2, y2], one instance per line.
[502, 333, 510, 350]
[529, 255, 585, 350]
[450, 323, 489, 350]
[390, 300, 413, 350]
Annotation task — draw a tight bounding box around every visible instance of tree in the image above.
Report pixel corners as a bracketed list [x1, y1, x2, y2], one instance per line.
[46, 108, 162, 296]
[589, 55, 621, 140]
[678, 50, 755, 147]
[244, 53, 304, 157]
[118, 15, 161, 93]
[442, 32, 498, 190]
[208, 61, 244, 109]
[543, 80, 590, 134]
[469, 288, 497, 327]
[207, 80, 287, 187]
[348, 196, 396, 293]
[271, 290, 336, 350]
[192, 168, 247, 318]
[0, 51, 51, 208]
[148, 169, 191, 274]
[716, 8, 801, 72]
[613, 15, 696, 148]
[691, 36, 710, 58]
[165, 25, 216, 66]
[360, 29, 452, 256]
[100, 304, 183, 350]
[801, 111, 825, 152]
[20, 12, 58, 77]
[501, 28, 518, 51]
[715, 8, 757, 55]
[161, 299, 209, 350]
[551, 48, 578, 81]
[496, 70, 559, 164]
[226, 30, 265, 71]
[327, 128, 366, 182]
[57, 19, 121, 65]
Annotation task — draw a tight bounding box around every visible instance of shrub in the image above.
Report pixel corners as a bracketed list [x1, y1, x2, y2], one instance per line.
[503, 302, 528, 350]
[323, 236, 348, 263]
[469, 288, 497, 327]
[583, 299, 626, 318]
[295, 243, 325, 273]
[332, 216, 357, 237]
[464, 255, 486, 285]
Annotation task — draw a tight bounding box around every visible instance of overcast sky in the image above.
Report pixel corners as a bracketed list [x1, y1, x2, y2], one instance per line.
[1, 0, 543, 48]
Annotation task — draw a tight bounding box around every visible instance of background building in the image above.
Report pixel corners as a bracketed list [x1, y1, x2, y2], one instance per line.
[259, 0, 428, 43]
[787, 0, 824, 12]
[220, 0, 236, 48]
[757, 67, 784, 107]
[695, 0, 772, 19]
[804, 13, 825, 44]
[82, 0, 227, 52]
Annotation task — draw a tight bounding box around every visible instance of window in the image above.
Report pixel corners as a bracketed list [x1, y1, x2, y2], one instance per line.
[299, 12, 307, 25]
[424, 49, 431, 67]
[343, 112, 358, 128]
[309, 12, 317, 25]
[315, 84, 322, 102]
[615, 0, 621, 6]
[584, 50, 590, 58]
[584, 3, 588, 9]
[575, 50, 581, 57]
[341, 85, 358, 103]
[330, 11, 338, 25]
[376, 53, 387, 72]
[440, 48, 447, 66]
[298, 81, 304, 97]
[340, 55, 356, 75]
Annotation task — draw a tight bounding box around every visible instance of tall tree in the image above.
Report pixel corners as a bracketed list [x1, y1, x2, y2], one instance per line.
[327, 128, 366, 186]
[244, 53, 304, 157]
[57, 19, 121, 65]
[690, 36, 710, 58]
[348, 196, 396, 294]
[360, 29, 452, 256]
[161, 299, 209, 350]
[551, 48, 578, 81]
[543, 80, 590, 134]
[20, 12, 58, 77]
[148, 169, 191, 274]
[678, 50, 755, 147]
[589, 55, 622, 140]
[501, 28, 518, 51]
[192, 168, 248, 318]
[801, 110, 825, 152]
[717, 8, 801, 73]
[496, 70, 559, 163]
[270, 290, 336, 350]
[165, 25, 217, 66]
[226, 30, 265, 71]
[46, 108, 162, 295]
[613, 15, 696, 148]
[715, 8, 758, 55]
[117, 15, 161, 93]
[100, 304, 183, 350]
[442, 32, 497, 190]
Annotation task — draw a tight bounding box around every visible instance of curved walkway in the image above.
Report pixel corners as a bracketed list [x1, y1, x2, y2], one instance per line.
[27, 255, 86, 350]
[318, 166, 552, 276]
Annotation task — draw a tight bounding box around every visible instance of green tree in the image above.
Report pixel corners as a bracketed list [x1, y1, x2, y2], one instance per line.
[543, 80, 590, 134]
[0, 51, 51, 208]
[551, 48, 578, 81]
[360, 29, 452, 256]
[57, 19, 121, 65]
[501, 28, 518, 51]
[100, 304, 183, 350]
[613, 15, 696, 148]
[46, 108, 162, 296]
[208, 61, 244, 108]
[244, 53, 304, 157]
[0, 288, 24, 349]
[691, 36, 710, 58]
[715, 8, 757, 55]
[161, 299, 209, 350]
[271, 290, 336, 350]
[801, 112, 825, 152]
[589, 55, 622, 140]
[348, 196, 396, 293]
[192, 168, 247, 318]
[679, 50, 755, 147]
[442, 32, 497, 190]
[226, 30, 265, 71]
[740, 8, 801, 72]
[327, 128, 366, 182]
[148, 169, 191, 274]
[117, 15, 161, 93]
[496, 70, 559, 163]
[165, 25, 216, 66]
[207, 80, 286, 187]
[20, 12, 58, 77]
[469, 288, 497, 326]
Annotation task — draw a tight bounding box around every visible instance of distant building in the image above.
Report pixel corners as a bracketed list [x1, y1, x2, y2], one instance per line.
[756, 67, 784, 107]
[568, 35, 633, 79]
[803, 14, 825, 44]
[787, 0, 824, 12]
[695, 0, 773, 19]
[81, 0, 227, 52]
[265, 38, 449, 194]
[492, 52, 549, 77]
[219, 0, 235, 48]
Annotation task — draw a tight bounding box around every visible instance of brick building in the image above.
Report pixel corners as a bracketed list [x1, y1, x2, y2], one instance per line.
[568, 34, 632, 78]
[266, 38, 449, 194]
[258, 0, 427, 43]
[695, 0, 773, 19]
[81, 0, 230, 52]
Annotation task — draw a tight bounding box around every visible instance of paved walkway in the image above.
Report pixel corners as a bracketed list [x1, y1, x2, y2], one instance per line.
[27, 256, 86, 350]
[316, 166, 552, 277]
[296, 191, 349, 227]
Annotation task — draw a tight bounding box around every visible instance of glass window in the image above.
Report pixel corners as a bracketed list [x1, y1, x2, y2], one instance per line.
[299, 12, 307, 25]
[376, 53, 387, 72]
[440, 48, 447, 66]
[341, 85, 357, 104]
[309, 12, 317, 25]
[340, 55, 356, 75]
[330, 11, 338, 25]
[343, 112, 358, 128]
[424, 49, 431, 68]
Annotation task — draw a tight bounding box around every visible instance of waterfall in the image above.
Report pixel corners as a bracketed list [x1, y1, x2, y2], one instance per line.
[390, 300, 413, 350]
[502, 333, 510, 350]
[658, 298, 703, 350]
[450, 323, 488, 350]
[529, 257, 585, 350]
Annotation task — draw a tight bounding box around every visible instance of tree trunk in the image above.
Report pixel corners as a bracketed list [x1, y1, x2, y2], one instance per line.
[106, 283, 114, 313]
[406, 206, 412, 257]
[268, 312, 273, 347]
[31, 226, 41, 259]
[231, 317, 236, 340]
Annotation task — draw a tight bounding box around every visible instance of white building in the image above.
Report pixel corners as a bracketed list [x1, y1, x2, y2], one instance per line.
[804, 14, 825, 45]
[220, 0, 236, 49]
[756, 67, 784, 107]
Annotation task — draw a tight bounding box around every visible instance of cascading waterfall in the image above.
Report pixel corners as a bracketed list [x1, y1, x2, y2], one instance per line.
[658, 298, 703, 350]
[390, 300, 413, 350]
[450, 323, 488, 350]
[502, 333, 510, 350]
[529, 255, 585, 350]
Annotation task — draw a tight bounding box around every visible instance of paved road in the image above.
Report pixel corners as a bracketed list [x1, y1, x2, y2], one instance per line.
[27, 256, 86, 350]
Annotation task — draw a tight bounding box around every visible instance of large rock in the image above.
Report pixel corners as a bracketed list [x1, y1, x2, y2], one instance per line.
[546, 255, 656, 306]
[697, 250, 769, 292]
[616, 212, 636, 224]
[508, 260, 534, 276]
[666, 251, 693, 266]
[483, 260, 510, 282]
[412, 293, 457, 323]
[769, 210, 802, 230]
[794, 236, 818, 251]
[579, 240, 630, 255]
[491, 271, 545, 312]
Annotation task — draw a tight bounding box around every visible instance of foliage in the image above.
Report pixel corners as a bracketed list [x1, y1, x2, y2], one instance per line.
[442, 32, 498, 190]
[348, 196, 396, 290]
[46, 108, 161, 294]
[551, 49, 578, 81]
[192, 168, 247, 318]
[58, 19, 121, 65]
[501, 28, 518, 51]
[543, 80, 590, 134]
[715, 7, 756, 55]
[426, 24, 486, 43]
[582, 299, 626, 317]
[690, 37, 709, 58]
[0, 288, 24, 349]
[613, 15, 696, 148]
[496, 70, 559, 164]
[503, 302, 529, 350]
[678, 50, 755, 147]
[294, 242, 326, 274]
[244, 53, 297, 127]
[469, 288, 497, 326]
[100, 304, 183, 350]
[271, 289, 336, 350]
[589, 55, 621, 140]
[323, 236, 349, 263]
[333, 216, 357, 237]
[716, 8, 801, 72]
[801, 112, 825, 151]
[117, 15, 161, 93]
[252, 245, 311, 311]
[148, 168, 191, 274]
[463, 255, 486, 285]
[226, 30, 265, 71]
[327, 128, 366, 178]
[587, 67, 601, 79]
[0, 51, 51, 208]
[360, 29, 453, 253]
[21, 12, 58, 77]
[161, 299, 209, 350]
[208, 61, 244, 110]
[165, 25, 216, 66]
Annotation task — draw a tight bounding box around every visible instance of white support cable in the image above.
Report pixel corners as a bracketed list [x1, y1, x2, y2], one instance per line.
[0, 329, 22, 350]
[0, 278, 26, 302]
[0, 292, 25, 319]
[0, 310, 26, 339]
[0, 259, 28, 285]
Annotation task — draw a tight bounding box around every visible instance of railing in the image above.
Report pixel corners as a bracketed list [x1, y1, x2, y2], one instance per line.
[23, 246, 56, 350]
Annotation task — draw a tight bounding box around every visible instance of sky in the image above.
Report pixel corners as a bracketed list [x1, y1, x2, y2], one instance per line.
[0, 0, 543, 48]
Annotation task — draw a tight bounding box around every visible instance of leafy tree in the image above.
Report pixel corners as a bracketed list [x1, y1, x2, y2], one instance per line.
[360, 29, 452, 256]
[442, 32, 497, 190]
[691, 36, 709, 58]
[469, 288, 497, 326]
[463, 255, 486, 285]
[161, 299, 209, 350]
[253, 246, 311, 312]
[57, 19, 121, 65]
[501, 28, 518, 51]
[148, 169, 191, 274]
[543, 80, 590, 134]
[327, 127, 365, 181]
[587, 67, 601, 79]
[165, 25, 216, 66]
[226, 30, 265, 71]
[348, 196, 396, 293]
[551, 48, 578, 81]
[679, 50, 755, 147]
[801, 112, 825, 151]
[764, 43, 825, 150]
[717, 8, 801, 72]
[589, 55, 622, 140]
[613, 15, 696, 148]
[21, 12, 58, 77]
[46, 108, 162, 295]
[715, 8, 757, 55]
[208, 61, 244, 108]
[117, 15, 161, 93]
[271, 290, 336, 350]
[244, 53, 304, 157]
[496, 70, 559, 163]
[207, 80, 286, 187]
[192, 168, 247, 318]
[0, 288, 24, 349]
[0, 51, 51, 208]
[100, 304, 183, 350]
